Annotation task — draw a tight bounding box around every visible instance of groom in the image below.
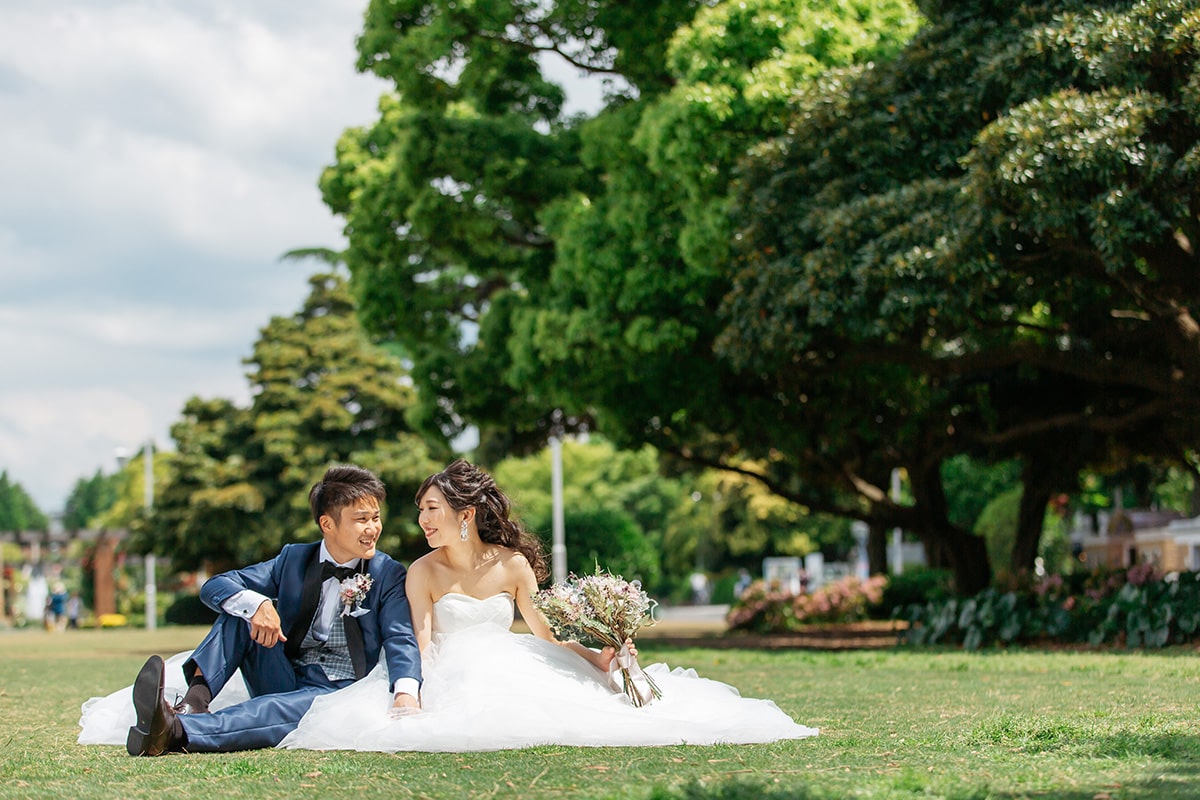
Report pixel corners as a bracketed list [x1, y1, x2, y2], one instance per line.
[126, 463, 422, 755]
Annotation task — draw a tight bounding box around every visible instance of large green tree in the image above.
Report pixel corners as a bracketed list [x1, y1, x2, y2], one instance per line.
[722, 0, 1200, 590]
[61, 470, 121, 531]
[0, 472, 47, 531]
[126, 274, 446, 571]
[320, 0, 920, 559]
[491, 440, 669, 588]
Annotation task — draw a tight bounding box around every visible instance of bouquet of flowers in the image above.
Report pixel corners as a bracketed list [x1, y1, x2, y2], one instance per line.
[534, 568, 662, 707]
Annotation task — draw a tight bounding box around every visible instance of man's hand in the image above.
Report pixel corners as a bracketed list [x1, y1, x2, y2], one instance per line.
[248, 600, 286, 648]
[389, 691, 420, 719]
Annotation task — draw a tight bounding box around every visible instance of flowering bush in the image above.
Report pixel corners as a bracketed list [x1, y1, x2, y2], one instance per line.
[726, 575, 889, 634]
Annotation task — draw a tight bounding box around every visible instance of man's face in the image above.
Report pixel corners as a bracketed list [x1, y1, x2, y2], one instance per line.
[320, 496, 382, 563]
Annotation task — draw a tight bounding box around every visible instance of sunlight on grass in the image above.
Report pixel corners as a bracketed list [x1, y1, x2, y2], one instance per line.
[2, 628, 1199, 799]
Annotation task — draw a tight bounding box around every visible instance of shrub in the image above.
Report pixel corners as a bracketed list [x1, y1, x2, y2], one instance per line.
[878, 567, 954, 617]
[165, 593, 218, 626]
[898, 566, 1200, 650]
[726, 575, 888, 633]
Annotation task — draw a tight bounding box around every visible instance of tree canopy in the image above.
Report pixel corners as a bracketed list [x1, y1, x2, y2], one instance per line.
[0, 471, 47, 532]
[62, 470, 121, 531]
[723, 0, 1200, 589]
[324, 0, 918, 447]
[321, 0, 1200, 592]
[125, 273, 446, 570]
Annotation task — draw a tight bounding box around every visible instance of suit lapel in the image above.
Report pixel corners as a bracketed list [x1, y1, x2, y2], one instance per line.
[283, 547, 324, 661]
[343, 560, 369, 679]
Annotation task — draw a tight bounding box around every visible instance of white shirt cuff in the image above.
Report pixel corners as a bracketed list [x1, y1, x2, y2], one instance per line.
[392, 677, 420, 698]
[222, 590, 272, 619]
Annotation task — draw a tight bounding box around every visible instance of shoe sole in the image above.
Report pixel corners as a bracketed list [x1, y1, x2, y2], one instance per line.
[126, 655, 164, 756]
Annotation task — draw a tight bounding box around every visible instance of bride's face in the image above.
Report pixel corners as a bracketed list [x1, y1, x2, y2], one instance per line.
[417, 485, 461, 548]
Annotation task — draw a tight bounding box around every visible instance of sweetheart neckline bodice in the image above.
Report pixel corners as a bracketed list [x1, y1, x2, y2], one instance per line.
[433, 591, 513, 604]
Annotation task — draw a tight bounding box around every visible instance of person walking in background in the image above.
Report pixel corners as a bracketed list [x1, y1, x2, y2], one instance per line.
[47, 582, 69, 632]
[66, 592, 81, 629]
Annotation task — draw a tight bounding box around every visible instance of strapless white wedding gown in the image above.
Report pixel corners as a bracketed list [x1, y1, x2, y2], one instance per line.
[277, 592, 817, 751]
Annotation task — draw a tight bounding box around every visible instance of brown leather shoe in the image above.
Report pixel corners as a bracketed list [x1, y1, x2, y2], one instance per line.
[127, 655, 185, 756]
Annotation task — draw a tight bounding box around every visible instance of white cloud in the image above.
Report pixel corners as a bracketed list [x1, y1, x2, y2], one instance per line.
[0, 0, 386, 511]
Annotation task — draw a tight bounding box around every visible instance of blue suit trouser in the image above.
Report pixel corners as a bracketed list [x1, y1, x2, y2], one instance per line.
[178, 613, 353, 752]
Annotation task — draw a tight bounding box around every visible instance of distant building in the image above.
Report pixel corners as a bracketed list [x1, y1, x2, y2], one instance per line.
[1071, 509, 1200, 571]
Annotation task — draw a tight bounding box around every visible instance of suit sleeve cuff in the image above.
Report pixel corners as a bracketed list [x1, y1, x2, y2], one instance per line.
[391, 677, 420, 698]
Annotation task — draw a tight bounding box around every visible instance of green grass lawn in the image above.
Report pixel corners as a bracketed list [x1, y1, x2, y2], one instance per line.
[2, 626, 1198, 799]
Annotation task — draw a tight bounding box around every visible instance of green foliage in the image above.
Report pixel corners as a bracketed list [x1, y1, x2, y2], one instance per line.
[492, 439, 667, 586]
[163, 593, 218, 626]
[489, 439, 846, 591]
[659, 467, 842, 581]
[61, 470, 121, 530]
[899, 564, 1200, 649]
[941, 456, 1022, 531]
[878, 566, 954, 614]
[0, 471, 47, 531]
[973, 486, 1074, 576]
[973, 487, 1024, 572]
[326, 0, 925, 548]
[724, 0, 1200, 592]
[127, 273, 446, 571]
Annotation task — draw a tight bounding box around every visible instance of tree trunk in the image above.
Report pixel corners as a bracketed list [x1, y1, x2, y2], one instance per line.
[934, 527, 991, 595]
[867, 521, 890, 575]
[909, 458, 992, 594]
[1011, 480, 1051, 576]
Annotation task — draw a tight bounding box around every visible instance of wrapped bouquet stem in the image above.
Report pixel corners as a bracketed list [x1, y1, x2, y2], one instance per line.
[534, 568, 662, 707]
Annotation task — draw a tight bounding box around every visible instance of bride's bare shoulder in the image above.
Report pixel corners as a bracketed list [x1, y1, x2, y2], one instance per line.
[496, 548, 535, 575]
[407, 551, 446, 575]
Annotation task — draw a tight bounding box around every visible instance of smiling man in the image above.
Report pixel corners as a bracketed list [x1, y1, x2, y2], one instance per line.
[125, 464, 422, 755]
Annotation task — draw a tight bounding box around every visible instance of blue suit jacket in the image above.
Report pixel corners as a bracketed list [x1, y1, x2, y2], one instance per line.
[199, 541, 421, 688]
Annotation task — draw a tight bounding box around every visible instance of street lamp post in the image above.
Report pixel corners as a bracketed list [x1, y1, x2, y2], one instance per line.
[118, 440, 157, 630]
[890, 468, 904, 576]
[550, 435, 566, 585]
[143, 439, 156, 631]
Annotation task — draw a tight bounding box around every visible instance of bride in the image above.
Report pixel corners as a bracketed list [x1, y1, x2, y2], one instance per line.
[79, 460, 818, 751]
[277, 459, 817, 751]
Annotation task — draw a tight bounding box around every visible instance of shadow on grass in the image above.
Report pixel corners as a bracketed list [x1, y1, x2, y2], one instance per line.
[646, 772, 1200, 800]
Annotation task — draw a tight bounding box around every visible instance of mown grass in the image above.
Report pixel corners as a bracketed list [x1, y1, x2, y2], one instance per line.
[2, 627, 1199, 799]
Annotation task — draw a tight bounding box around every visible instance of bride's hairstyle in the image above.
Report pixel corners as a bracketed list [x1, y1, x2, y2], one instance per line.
[417, 459, 550, 582]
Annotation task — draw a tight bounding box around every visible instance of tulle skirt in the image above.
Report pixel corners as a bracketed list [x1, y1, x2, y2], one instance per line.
[278, 622, 818, 751]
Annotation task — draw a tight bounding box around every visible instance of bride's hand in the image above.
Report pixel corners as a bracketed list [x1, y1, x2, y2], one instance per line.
[597, 638, 638, 671]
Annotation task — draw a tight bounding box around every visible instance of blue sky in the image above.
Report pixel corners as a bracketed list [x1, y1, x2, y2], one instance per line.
[0, 0, 388, 512]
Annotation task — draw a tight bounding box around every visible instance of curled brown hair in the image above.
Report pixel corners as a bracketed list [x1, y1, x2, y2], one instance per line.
[416, 459, 549, 582]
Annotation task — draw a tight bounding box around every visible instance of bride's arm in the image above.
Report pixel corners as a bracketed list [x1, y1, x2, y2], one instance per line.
[405, 561, 435, 655]
[510, 559, 629, 672]
[392, 560, 435, 715]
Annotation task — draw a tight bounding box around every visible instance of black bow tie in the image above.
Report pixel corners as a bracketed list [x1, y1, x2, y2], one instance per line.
[321, 562, 358, 582]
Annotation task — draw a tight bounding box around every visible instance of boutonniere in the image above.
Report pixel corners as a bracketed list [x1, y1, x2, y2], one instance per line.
[339, 573, 373, 617]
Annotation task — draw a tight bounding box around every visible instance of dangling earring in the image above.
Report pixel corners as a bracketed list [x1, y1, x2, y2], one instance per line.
[459, 519, 469, 541]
